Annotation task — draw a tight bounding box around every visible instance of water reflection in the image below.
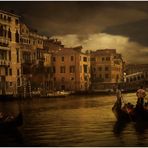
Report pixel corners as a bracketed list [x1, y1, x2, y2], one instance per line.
[134, 121, 148, 134]
[113, 120, 148, 146]
[0, 93, 147, 146]
[113, 121, 129, 136]
[0, 127, 23, 146]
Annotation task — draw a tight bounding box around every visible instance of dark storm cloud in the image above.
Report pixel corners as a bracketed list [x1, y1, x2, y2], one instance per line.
[104, 19, 148, 47]
[1, 1, 148, 64]
[1, 1, 148, 37]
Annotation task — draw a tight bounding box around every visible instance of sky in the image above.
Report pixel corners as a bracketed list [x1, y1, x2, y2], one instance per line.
[1, 1, 148, 64]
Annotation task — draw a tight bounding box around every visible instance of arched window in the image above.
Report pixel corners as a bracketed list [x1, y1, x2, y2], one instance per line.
[0, 26, 3, 36]
[15, 30, 19, 43]
[8, 28, 11, 40]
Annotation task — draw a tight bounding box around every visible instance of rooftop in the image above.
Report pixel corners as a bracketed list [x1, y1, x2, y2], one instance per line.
[0, 9, 20, 18]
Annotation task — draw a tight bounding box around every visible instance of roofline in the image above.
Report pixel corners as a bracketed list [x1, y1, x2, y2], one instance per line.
[0, 9, 20, 18]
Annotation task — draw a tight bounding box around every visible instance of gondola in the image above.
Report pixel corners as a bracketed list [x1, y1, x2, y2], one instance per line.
[0, 112, 23, 128]
[112, 98, 148, 122]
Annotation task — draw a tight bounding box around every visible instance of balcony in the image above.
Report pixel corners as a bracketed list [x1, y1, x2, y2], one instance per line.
[0, 37, 10, 50]
[0, 18, 11, 26]
[0, 59, 10, 67]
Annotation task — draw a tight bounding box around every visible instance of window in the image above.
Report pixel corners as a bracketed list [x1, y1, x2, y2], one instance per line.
[60, 66, 66, 73]
[71, 77, 74, 80]
[52, 57, 56, 62]
[102, 57, 105, 61]
[8, 16, 11, 22]
[0, 26, 3, 36]
[3, 28, 6, 37]
[91, 58, 96, 61]
[9, 69, 12, 75]
[17, 69, 20, 76]
[98, 67, 102, 71]
[4, 15, 6, 20]
[99, 74, 102, 78]
[70, 66, 75, 73]
[9, 82, 12, 87]
[15, 30, 19, 43]
[16, 49, 19, 63]
[8, 28, 11, 40]
[83, 64, 88, 73]
[71, 56, 74, 61]
[105, 74, 109, 79]
[83, 57, 87, 62]
[5, 68, 8, 76]
[15, 19, 19, 25]
[105, 66, 109, 71]
[61, 56, 64, 62]
[106, 57, 110, 61]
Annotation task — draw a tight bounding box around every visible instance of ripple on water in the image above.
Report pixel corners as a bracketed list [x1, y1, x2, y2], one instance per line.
[0, 94, 148, 146]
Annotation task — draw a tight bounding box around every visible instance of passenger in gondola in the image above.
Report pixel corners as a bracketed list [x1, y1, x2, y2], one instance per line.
[136, 86, 146, 110]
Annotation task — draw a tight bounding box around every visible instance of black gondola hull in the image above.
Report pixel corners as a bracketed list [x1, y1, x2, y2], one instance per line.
[112, 99, 148, 122]
[0, 112, 23, 128]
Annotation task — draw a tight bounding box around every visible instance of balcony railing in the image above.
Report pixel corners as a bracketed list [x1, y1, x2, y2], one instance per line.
[0, 59, 10, 67]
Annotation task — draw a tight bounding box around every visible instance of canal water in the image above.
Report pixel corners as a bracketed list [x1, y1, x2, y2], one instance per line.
[0, 93, 148, 146]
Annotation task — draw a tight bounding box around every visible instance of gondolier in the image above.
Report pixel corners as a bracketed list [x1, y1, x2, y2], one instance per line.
[116, 85, 123, 108]
[112, 85, 148, 122]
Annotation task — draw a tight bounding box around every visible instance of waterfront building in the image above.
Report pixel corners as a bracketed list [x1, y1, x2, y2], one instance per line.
[90, 49, 124, 90]
[0, 10, 21, 95]
[20, 23, 53, 95]
[52, 46, 91, 91]
[0, 9, 127, 95]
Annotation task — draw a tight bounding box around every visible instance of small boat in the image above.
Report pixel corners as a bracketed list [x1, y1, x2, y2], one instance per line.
[42, 91, 71, 98]
[0, 112, 23, 128]
[112, 98, 148, 122]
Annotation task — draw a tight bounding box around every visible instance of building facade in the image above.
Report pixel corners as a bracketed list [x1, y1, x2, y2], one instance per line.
[0, 9, 127, 96]
[52, 46, 91, 91]
[20, 22, 53, 96]
[90, 49, 124, 90]
[0, 10, 21, 95]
